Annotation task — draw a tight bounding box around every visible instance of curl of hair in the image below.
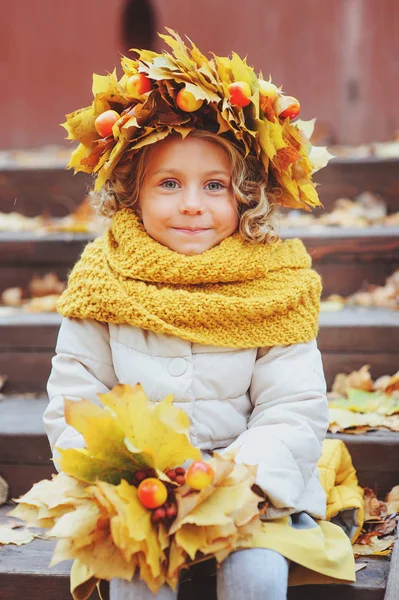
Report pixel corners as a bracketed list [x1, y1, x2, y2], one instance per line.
[90, 130, 279, 244]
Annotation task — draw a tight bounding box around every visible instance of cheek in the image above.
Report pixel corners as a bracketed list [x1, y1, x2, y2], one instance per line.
[214, 199, 239, 231]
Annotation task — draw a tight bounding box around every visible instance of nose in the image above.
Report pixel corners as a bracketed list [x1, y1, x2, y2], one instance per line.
[179, 186, 205, 215]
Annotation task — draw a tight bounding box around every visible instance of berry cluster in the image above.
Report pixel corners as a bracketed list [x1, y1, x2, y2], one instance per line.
[132, 468, 157, 485]
[131, 467, 187, 526]
[165, 467, 186, 486]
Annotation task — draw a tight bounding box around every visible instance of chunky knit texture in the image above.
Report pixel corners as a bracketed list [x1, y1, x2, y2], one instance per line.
[57, 209, 322, 348]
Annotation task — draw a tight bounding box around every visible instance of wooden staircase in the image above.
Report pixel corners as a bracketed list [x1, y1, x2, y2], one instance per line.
[0, 155, 399, 599]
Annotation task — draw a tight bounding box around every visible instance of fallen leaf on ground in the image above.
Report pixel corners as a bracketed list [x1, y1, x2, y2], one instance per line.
[29, 273, 65, 297]
[0, 476, 9, 505]
[1, 287, 24, 307]
[0, 375, 7, 393]
[353, 535, 395, 556]
[386, 485, 399, 514]
[0, 525, 34, 545]
[363, 488, 387, 521]
[279, 190, 399, 228]
[328, 366, 399, 433]
[355, 562, 367, 572]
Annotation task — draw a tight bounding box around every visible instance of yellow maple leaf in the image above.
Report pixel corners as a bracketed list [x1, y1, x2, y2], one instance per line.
[99, 384, 201, 471]
[59, 384, 201, 483]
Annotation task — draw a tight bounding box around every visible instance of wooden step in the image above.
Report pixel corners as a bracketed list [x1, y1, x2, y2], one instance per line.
[0, 232, 91, 294]
[2, 397, 399, 500]
[282, 226, 399, 296]
[314, 156, 399, 214]
[1, 228, 398, 296]
[0, 504, 392, 600]
[0, 397, 54, 498]
[1, 156, 398, 217]
[1, 308, 398, 393]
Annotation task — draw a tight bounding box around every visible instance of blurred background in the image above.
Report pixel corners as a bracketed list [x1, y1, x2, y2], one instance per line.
[1, 0, 398, 149]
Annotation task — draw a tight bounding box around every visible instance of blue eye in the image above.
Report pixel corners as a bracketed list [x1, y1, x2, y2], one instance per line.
[206, 181, 224, 191]
[161, 180, 178, 189]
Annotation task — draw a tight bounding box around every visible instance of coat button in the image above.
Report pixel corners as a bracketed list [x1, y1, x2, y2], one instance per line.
[167, 357, 188, 377]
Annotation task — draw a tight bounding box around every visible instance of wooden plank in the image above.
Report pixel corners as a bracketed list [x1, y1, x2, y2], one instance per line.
[314, 158, 399, 214]
[281, 227, 399, 261]
[316, 263, 397, 297]
[0, 464, 56, 499]
[328, 432, 399, 496]
[0, 169, 90, 217]
[0, 233, 91, 265]
[0, 352, 53, 393]
[321, 353, 399, 390]
[0, 314, 60, 349]
[384, 536, 399, 600]
[0, 266, 70, 295]
[0, 397, 51, 464]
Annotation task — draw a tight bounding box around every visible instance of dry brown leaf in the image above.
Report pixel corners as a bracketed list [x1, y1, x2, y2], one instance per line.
[0, 375, 7, 393]
[29, 273, 65, 298]
[1, 287, 24, 307]
[384, 374, 399, 395]
[23, 294, 61, 313]
[332, 366, 374, 396]
[353, 535, 395, 556]
[363, 488, 387, 521]
[373, 518, 398, 536]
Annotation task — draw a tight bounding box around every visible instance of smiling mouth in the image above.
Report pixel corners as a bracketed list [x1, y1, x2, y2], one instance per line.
[173, 227, 210, 233]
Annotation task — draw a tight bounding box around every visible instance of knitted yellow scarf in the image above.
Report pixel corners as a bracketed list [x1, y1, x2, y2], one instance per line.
[58, 209, 321, 348]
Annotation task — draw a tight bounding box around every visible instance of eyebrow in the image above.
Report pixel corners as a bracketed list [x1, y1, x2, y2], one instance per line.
[151, 168, 230, 177]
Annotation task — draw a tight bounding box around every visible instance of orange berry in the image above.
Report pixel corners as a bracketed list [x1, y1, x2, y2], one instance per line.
[227, 81, 252, 107]
[94, 110, 119, 138]
[274, 95, 300, 120]
[176, 89, 203, 112]
[258, 80, 278, 100]
[185, 461, 214, 490]
[137, 478, 168, 509]
[126, 73, 152, 97]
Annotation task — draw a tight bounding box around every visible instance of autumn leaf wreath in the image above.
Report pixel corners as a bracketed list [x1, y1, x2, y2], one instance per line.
[10, 385, 267, 596]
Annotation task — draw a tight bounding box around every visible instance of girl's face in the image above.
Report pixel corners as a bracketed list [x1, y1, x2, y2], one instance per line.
[138, 135, 239, 255]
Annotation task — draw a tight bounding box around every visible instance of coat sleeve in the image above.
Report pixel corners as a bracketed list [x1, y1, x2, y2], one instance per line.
[44, 317, 118, 469]
[221, 339, 329, 516]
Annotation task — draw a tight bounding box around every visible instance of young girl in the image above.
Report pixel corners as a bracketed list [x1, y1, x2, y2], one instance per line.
[44, 31, 355, 600]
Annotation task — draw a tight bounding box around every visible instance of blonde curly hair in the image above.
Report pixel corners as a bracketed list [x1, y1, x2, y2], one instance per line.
[90, 130, 279, 244]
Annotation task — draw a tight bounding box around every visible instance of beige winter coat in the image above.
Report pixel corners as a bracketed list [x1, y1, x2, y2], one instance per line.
[45, 317, 329, 520]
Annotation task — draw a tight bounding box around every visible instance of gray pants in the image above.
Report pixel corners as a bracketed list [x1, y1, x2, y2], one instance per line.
[110, 548, 289, 599]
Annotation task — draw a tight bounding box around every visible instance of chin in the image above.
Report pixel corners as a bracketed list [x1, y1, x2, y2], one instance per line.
[171, 242, 214, 255]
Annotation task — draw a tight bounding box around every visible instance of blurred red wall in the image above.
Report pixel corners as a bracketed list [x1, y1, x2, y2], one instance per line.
[1, 0, 398, 149]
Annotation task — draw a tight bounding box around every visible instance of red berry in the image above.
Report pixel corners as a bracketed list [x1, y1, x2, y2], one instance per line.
[166, 469, 177, 481]
[147, 468, 157, 478]
[175, 475, 186, 486]
[151, 507, 166, 524]
[166, 504, 177, 519]
[134, 469, 147, 482]
[175, 467, 186, 476]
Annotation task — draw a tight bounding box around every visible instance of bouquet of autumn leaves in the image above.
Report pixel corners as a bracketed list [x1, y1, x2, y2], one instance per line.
[10, 385, 266, 597]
